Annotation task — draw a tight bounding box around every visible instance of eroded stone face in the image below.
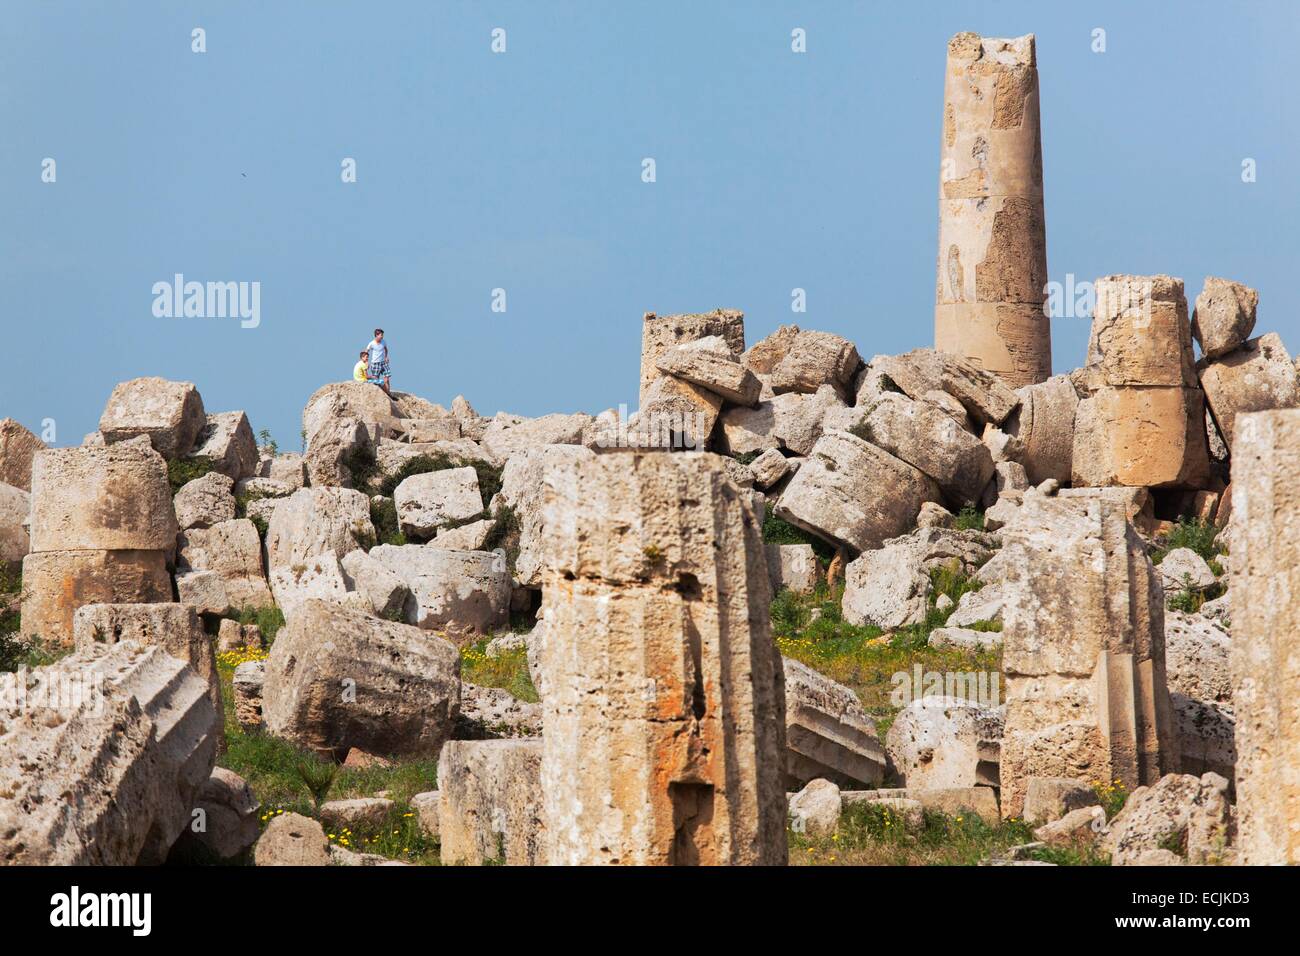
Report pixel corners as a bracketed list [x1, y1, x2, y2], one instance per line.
[1228, 409, 1300, 863]
[98, 377, 206, 459]
[21, 549, 172, 647]
[775, 431, 940, 554]
[28, 438, 177, 553]
[1192, 276, 1258, 360]
[997, 492, 1177, 819]
[438, 739, 544, 866]
[262, 599, 461, 760]
[0, 418, 45, 492]
[639, 309, 746, 405]
[538, 452, 787, 865]
[936, 34, 1050, 388]
[1198, 332, 1299, 451]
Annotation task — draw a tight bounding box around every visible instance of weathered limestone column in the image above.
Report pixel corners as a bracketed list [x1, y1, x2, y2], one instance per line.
[998, 491, 1177, 818]
[1072, 275, 1212, 488]
[21, 436, 177, 646]
[935, 33, 1050, 388]
[1229, 409, 1300, 863]
[538, 452, 787, 865]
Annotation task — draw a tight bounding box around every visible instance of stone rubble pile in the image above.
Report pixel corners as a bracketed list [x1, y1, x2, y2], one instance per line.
[2, 29, 1296, 868]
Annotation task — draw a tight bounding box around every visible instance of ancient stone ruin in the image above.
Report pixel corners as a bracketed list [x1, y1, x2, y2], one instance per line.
[936, 33, 1050, 388]
[0, 29, 1295, 871]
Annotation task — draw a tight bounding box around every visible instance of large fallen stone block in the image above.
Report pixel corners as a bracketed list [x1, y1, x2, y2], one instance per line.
[766, 543, 818, 595]
[539, 452, 787, 865]
[255, 452, 306, 489]
[0, 482, 29, 570]
[262, 599, 460, 759]
[263, 487, 375, 573]
[856, 392, 993, 506]
[742, 324, 801, 374]
[187, 411, 258, 481]
[1226, 409, 1300, 862]
[655, 336, 761, 406]
[28, 437, 176, 553]
[886, 696, 1003, 790]
[393, 466, 483, 539]
[782, 656, 886, 789]
[20, 549, 172, 647]
[1072, 275, 1211, 488]
[302, 381, 398, 448]
[72, 601, 223, 722]
[254, 812, 330, 866]
[367, 544, 510, 639]
[0, 639, 220, 864]
[0, 417, 45, 491]
[1101, 772, 1232, 865]
[1192, 276, 1258, 360]
[1086, 275, 1198, 388]
[843, 527, 997, 629]
[267, 553, 356, 619]
[1003, 374, 1078, 485]
[438, 739, 544, 865]
[775, 431, 940, 553]
[340, 547, 410, 619]
[479, 412, 593, 464]
[769, 330, 861, 399]
[639, 308, 746, 405]
[171, 767, 260, 863]
[997, 493, 1177, 819]
[177, 518, 273, 610]
[631, 374, 721, 451]
[870, 348, 1019, 427]
[492, 444, 596, 587]
[457, 683, 543, 739]
[98, 377, 206, 458]
[1198, 332, 1299, 450]
[718, 385, 843, 456]
[174, 471, 236, 530]
[1072, 384, 1211, 488]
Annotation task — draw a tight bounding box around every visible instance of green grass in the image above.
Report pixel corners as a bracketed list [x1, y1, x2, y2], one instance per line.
[215, 661, 441, 864]
[955, 506, 986, 531]
[1150, 517, 1222, 565]
[790, 803, 1104, 866]
[771, 582, 1000, 736]
[223, 605, 286, 644]
[460, 638, 538, 703]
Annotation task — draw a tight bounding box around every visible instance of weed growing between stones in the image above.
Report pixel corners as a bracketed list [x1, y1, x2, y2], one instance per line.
[1150, 516, 1222, 565]
[167, 455, 213, 493]
[955, 505, 986, 531]
[460, 640, 537, 703]
[762, 503, 835, 563]
[788, 802, 1105, 866]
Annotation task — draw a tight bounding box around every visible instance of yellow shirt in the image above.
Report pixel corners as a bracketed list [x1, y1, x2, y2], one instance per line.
[353, 360, 368, 382]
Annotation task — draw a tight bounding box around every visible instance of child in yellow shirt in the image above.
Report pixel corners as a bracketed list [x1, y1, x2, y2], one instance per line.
[353, 350, 370, 383]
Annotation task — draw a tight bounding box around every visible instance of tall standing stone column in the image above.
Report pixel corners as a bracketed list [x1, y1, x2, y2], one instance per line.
[997, 491, 1177, 819]
[1229, 409, 1300, 864]
[935, 33, 1050, 388]
[537, 452, 787, 865]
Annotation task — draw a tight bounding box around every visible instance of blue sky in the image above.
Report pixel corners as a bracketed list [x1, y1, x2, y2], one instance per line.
[2, 1, 1296, 449]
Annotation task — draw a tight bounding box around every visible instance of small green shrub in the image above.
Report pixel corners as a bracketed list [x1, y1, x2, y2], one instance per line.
[294, 756, 338, 811]
[955, 506, 986, 531]
[257, 428, 278, 456]
[729, 450, 760, 466]
[167, 456, 213, 493]
[227, 605, 287, 644]
[1151, 517, 1222, 565]
[369, 498, 406, 547]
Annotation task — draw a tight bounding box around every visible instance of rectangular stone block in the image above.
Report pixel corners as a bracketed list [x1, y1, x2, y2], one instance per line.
[538, 452, 787, 865]
[438, 739, 544, 866]
[20, 549, 172, 647]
